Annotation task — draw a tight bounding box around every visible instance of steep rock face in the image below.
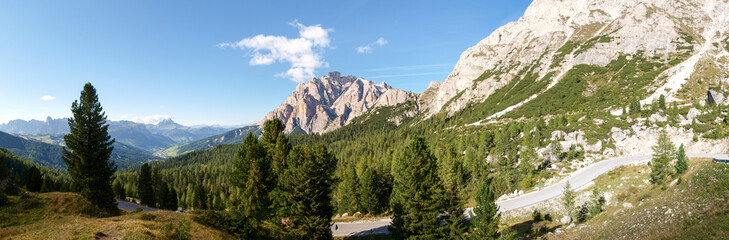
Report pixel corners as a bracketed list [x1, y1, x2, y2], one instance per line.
[420, 0, 729, 117]
[258, 72, 414, 133]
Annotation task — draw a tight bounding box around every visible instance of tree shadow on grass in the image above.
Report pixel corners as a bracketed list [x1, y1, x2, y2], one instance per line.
[509, 219, 562, 240]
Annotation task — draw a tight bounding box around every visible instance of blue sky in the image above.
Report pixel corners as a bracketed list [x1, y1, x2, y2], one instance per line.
[0, 0, 532, 126]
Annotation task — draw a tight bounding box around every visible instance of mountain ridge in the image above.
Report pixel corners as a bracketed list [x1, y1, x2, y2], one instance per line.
[0, 117, 233, 153]
[257, 71, 415, 134]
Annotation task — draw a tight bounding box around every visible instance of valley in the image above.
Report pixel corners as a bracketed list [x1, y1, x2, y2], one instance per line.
[2, 0, 729, 239]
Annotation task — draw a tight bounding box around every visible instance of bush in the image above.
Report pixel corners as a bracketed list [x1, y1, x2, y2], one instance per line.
[135, 207, 143, 213]
[576, 203, 590, 223]
[532, 209, 543, 222]
[162, 220, 191, 240]
[0, 191, 7, 206]
[139, 213, 157, 221]
[637, 193, 651, 202]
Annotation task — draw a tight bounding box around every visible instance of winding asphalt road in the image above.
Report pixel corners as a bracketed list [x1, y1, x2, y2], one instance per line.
[331, 153, 728, 237]
[116, 200, 158, 212]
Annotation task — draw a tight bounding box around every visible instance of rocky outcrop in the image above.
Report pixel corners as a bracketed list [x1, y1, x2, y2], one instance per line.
[258, 72, 413, 133]
[419, 0, 729, 117]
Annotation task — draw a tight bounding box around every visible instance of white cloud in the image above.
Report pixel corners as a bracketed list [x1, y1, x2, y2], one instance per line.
[119, 114, 172, 124]
[40, 95, 55, 101]
[357, 37, 388, 54]
[357, 45, 373, 54]
[219, 20, 332, 83]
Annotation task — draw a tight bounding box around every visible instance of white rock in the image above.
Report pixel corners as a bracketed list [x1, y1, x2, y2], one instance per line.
[623, 202, 633, 209]
[649, 113, 667, 123]
[561, 216, 571, 224]
[687, 108, 701, 120]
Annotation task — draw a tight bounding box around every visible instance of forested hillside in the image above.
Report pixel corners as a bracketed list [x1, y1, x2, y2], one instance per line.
[0, 148, 69, 193]
[0, 130, 159, 169]
[158, 125, 260, 157]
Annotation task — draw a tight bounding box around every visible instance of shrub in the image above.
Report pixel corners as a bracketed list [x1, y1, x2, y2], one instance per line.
[162, 220, 192, 240]
[532, 209, 543, 222]
[135, 207, 143, 213]
[576, 203, 590, 223]
[139, 213, 156, 221]
[637, 193, 651, 202]
[0, 191, 7, 206]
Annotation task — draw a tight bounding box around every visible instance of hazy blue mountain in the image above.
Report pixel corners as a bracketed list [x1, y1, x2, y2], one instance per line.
[0, 117, 69, 135]
[0, 130, 160, 169]
[158, 125, 261, 157]
[0, 117, 233, 153]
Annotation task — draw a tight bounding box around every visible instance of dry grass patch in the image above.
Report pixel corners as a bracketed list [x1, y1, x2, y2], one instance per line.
[0, 192, 229, 240]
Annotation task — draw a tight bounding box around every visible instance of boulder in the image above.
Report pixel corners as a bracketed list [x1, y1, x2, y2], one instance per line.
[649, 113, 667, 123]
[687, 108, 701, 120]
[611, 127, 628, 142]
[551, 130, 566, 141]
[583, 140, 603, 152]
[560, 216, 571, 224]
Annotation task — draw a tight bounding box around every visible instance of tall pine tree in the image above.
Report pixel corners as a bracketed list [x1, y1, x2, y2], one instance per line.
[167, 187, 178, 210]
[651, 129, 675, 185]
[471, 176, 500, 240]
[391, 137, 450, 239]
[138, 163, 155, 206]
[276, 144, 337, 240]
[675, 144, 688, 174]
[62, 83, 118, 214]
[562, 181, 576, 222]
[358, 167, 381, 215]
[26, 166, 43, 192]
[230, 132, 272, 238]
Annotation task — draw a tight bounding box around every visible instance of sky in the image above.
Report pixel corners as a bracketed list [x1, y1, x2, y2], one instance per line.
[0, 0, 533, 126]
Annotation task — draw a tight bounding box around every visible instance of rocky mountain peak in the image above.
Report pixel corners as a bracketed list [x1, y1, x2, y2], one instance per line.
[258, 72, 415, 133]
[419, 0, 729, 118]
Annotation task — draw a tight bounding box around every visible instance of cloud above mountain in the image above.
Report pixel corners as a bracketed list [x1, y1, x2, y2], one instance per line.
[119, 114, 172, 124]
[357, 37, 388, 54]
[219, 20, 332, 83]
[40, 95, 55, 101]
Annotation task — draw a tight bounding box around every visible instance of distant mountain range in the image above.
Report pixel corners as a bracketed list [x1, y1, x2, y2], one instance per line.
[0, 130, 158, 169]
[0, 117, 234, 154]
[157, 125, 261, 158]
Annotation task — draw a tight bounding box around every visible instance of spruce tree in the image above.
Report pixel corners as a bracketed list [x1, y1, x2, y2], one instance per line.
[167, 187, 178, 210]
[193, 184, 207, 210]
[26, 166, 43, 192]
[262, 119, 285, 155]
[658, 94, 666, 110]
[230, 132, 272, 238]
[358, 167, 380, 215]
[138, 163, 155, 206]
[340, 165, 360, 213]
[276, 144, 337, 240]
[629, 99, 641, 115]
[113, 181, 124, 199]
[391, 137, 449, 239]
[562, 181, 575, 222]
[441, 189, 468, 240]
[62, 83, 117, 213]
[157, 182, 169, 209]
[651, 129, 675, 185]
[675, 144, 688, 174]
[471, 176, 500, 240]
[272, 132, 291, 175]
